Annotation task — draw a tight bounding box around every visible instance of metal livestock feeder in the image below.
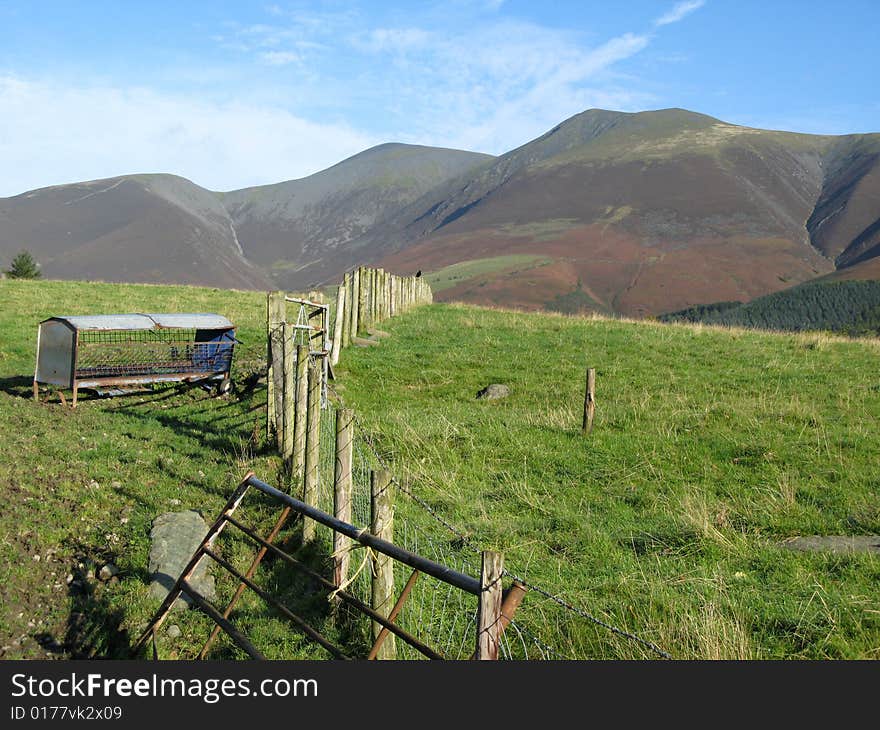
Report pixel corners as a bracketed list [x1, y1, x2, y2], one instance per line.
[33, 313, 237, 406]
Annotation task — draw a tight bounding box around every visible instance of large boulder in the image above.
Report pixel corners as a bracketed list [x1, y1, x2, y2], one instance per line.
[148, 510, 216, 609]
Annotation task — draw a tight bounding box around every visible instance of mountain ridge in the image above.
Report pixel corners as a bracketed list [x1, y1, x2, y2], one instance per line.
[2, 109, 879, 316]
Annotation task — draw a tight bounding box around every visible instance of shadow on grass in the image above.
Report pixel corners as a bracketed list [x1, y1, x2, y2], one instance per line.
[198, 534, 371, 660]
[0, 375, 33, 399]
[107, 384, 271, 462]
[35, 539, 139, 659]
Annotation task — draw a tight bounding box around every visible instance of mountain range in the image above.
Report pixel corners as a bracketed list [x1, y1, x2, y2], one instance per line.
[2, 108, 878, 316]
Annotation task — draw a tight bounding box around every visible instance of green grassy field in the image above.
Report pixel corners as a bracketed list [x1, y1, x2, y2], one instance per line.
[1, 279, 878, 659]
[337, 305, 880, 659]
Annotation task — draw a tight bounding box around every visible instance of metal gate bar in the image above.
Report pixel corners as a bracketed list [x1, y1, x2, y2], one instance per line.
[197, 506, 298, 659]
[202, 547, 349, 660]
[225, 514, 442, 660]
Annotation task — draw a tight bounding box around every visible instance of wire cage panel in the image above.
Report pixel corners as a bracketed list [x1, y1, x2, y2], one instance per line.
[74, 328, 235, 379]
[34, 313, 237, 398]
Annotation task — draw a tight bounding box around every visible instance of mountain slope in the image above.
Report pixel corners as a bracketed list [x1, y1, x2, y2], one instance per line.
[221, 143, 494, 289]
[0, 174, 272, 290]
[2, 109, 879, 310]
[378, 109, 880, 316]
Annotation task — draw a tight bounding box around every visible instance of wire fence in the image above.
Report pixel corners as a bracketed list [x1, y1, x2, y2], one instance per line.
[312, 386, 672, 661]
[240, 302, 671, 658]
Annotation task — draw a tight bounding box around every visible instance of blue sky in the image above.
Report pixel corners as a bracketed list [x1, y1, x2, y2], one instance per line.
[0, 0, 878, 196]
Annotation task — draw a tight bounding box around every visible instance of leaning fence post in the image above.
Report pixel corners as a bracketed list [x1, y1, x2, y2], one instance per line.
[302, 358, 322, 542]
[475, 550, 503, 660]
[331, 285, 346, 367]
[370, 469, 395, 659]
[282, 323, 296, 466]
[333, 408, 354, 589]
[582, 366, 596, 435]
[267, 291, 285, 444]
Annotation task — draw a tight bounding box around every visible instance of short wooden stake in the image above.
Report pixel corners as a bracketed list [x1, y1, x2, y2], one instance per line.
[302, 358, 322, 542]
[333, 408, 354, 588]
[331, 285, 346, 367]
[475, 550, 503, 660]
[370, 469, 395, 659]
[582, 366, 596, 435]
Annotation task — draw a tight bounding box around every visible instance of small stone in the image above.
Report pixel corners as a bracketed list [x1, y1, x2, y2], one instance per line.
[111, 481, 122, 489]
[166, 624, 181, 639]
[120, 517, 129, 525]
[169, 499, 181, 506]
[476, 383, 510, 400]
[65, 574, 74, 584]
[98, 563, 119, 581]
[198, 470, 205, 478]
[88, 479, 100, 489]
[32, 554, 40, 562]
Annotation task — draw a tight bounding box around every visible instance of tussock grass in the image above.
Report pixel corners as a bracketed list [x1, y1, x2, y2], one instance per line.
[2, 280, 879, 659]
[337, 301, 880, 659]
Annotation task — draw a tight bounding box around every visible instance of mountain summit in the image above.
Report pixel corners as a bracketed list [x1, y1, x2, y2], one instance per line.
[2, 109, 878, 314]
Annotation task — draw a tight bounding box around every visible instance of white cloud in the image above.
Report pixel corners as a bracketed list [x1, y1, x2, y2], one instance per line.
[259, 50, 300, 65]
[654, 0, 705, 27]
[0, 75, 377, 197]
[348, 22, 654, 153]
[360, 27, 432, 52]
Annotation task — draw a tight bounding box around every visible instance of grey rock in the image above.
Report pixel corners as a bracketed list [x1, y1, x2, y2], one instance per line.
[780, 535, 880, 555]
[98, 563, 119, 581]
[148, 511, 216, 609]
[476, 383, 510, 400]
[166, 624, 181, 639]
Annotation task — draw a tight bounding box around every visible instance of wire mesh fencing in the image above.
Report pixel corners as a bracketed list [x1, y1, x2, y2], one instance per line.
[310, 391, 671, 660]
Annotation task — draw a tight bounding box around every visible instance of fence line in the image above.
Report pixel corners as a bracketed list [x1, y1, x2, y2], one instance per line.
[258, 268, 670, 660]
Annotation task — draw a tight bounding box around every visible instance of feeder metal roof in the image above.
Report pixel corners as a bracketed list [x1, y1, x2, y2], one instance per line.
[42, 313, 234, 331]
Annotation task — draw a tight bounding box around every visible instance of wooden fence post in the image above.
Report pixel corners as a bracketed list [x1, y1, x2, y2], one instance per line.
[357, 267, 366, 334]
[582, 366, 596, 435]
[390, 275, 396, 317]
[267, 291, 285, 444]
[331, 285, 346, 366]
[282, 323, 295, 467]
[333, 408, 354, 589]
[302, 357, 322, 542]
[475, 550, 503, 660]
[293, 344, 308, 489]
[341, 271, 352, 348]
[350, 268, 360, 339]
[370, 469, 395, 659]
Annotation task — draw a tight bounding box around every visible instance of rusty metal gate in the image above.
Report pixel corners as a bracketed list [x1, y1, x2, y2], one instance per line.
[134, 473, 525, 660]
